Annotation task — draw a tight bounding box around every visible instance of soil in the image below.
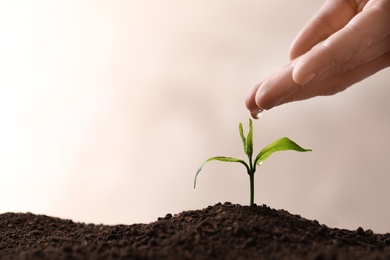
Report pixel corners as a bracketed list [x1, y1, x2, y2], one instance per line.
[1, 202, 390, 259]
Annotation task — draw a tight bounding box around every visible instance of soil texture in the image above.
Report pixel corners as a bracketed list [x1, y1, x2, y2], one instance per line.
[1, 202, 390, 259]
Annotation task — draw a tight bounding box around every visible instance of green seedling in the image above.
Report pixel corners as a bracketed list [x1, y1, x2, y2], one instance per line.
[195, 119, 312, 206]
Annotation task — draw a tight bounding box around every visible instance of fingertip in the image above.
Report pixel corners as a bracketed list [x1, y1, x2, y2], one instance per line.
[291, 66, 303, 86]
[292, 70, 316, 87]
[254, 79, 282, 110]
[292, 58, 317, 86]
[288, 35, 305, 61]
[288, 48, 299, 61]
[246, 84, 267, 119]
[245, 82, 262, 112]
[254, 85, 268, 110]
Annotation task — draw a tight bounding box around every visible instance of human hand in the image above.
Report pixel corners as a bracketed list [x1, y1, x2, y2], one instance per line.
[246, 0, 390, 117]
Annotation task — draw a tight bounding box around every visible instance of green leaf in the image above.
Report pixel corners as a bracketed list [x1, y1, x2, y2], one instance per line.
[255, 137, 312, 165]
[194, 156, 249, 188]
[246, 119, 253, 159]
[239, 122, 247, 154]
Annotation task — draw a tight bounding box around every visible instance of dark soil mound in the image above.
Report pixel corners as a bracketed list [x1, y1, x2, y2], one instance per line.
[1, 202, 390, 259]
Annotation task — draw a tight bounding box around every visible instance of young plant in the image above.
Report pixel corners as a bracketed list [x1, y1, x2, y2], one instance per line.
[194, 119, 312, 206]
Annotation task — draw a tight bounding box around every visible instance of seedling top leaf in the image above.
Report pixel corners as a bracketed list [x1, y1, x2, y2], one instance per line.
[195, 119, 312, 206]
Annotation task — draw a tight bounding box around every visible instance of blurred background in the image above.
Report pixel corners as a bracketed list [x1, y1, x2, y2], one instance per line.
[1, 0, 390, 233]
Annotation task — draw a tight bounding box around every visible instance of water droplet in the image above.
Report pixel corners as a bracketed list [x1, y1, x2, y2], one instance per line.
[250, 109, 263, 120]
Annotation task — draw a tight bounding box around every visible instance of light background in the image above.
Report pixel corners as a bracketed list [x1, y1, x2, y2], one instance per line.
[1, 1, 390, 233]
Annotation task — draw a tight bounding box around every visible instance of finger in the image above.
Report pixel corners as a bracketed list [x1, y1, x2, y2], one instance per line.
[246, 60, 301, 112]
[248, 45, 390, 111]
[314, 34, 390, 83]
[278, 51, 390, 107]
[292, 4, 390, 86]
[289, 0, 362, 60]
[245, 82, 262, 112]
[251, 63, 301, 110]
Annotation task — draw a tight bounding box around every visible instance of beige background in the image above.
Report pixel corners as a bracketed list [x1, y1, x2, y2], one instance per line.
[1, 1, 390, 233]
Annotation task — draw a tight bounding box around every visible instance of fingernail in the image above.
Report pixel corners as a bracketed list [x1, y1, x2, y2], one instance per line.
[301, 73, 316, 85]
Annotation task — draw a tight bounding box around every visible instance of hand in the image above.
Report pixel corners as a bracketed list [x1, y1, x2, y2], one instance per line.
[246, 0, 390, 116]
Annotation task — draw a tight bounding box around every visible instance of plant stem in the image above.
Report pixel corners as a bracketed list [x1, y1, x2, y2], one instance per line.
[249, 172, 254, 206]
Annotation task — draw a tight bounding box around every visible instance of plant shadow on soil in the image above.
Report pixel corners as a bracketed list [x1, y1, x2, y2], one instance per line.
[1, 202, 390, 259]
